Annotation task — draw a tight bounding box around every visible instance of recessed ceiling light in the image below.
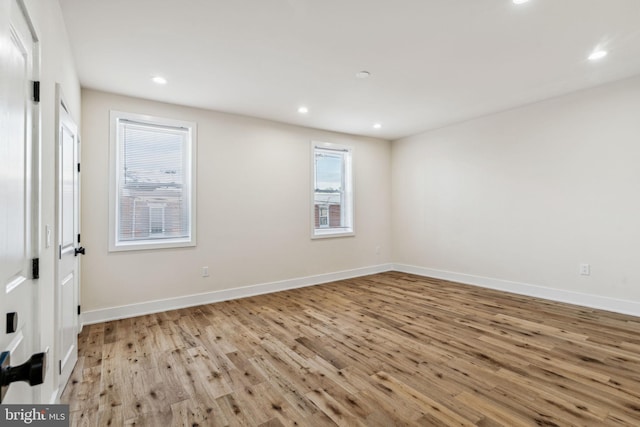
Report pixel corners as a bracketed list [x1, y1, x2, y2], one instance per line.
[588, 50, 607, 61]
[298, 106, 309, 114]
[355, 71, 371, 79]
[152, 76, 167, 85]
[512, 0, 530, 4]
[373, 123, 382, 129]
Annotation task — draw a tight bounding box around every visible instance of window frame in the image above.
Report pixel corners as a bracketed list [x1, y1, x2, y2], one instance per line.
[109, 110, 197, 252]
[310, 141, 355, 239]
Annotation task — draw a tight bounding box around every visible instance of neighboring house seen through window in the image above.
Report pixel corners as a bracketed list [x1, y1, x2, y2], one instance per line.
[311, 141, 354, 238]
[109, 111, 196, 251]
[318, 205, 329, 228]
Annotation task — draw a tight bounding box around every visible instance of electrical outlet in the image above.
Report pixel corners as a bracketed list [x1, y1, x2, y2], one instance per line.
[375, 245, 381, 255]
[579, 263, 590, 276]
[201, 267, 209, 277]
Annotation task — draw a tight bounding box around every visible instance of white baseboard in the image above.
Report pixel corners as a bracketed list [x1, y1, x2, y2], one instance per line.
[81, 262, 640, 325]
[393, 264, 640, 317]
[81, 263, 394, 325]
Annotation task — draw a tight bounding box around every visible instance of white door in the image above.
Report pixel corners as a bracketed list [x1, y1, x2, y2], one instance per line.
[0, 0, 41, 404]
[56, 89, 80, 394]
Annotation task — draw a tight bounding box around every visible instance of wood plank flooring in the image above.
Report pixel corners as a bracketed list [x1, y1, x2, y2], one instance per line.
[60, 272, 640, 426]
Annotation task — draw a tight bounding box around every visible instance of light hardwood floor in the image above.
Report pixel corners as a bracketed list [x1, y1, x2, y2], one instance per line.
[61, 272, 640, 426]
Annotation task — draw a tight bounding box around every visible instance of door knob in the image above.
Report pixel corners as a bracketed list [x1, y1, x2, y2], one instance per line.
[0, 351, 47, 403]
[74, 246, 85, 256]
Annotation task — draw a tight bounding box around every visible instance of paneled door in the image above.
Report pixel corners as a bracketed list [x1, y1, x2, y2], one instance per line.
[56, 89, 80, 395]
[0, 0, 41, 404]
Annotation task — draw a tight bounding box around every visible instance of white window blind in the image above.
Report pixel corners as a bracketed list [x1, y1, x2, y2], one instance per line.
[109, 112, 196, 251]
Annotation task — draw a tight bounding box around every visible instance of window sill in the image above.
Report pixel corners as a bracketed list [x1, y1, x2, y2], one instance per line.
[109, 237, 196, 252]
[311, 228, 355, 239]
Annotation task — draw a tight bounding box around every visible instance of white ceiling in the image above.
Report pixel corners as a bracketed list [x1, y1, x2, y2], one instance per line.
[59, 0, 640, 140]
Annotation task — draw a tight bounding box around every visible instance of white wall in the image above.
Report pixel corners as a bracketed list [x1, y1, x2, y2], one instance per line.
[22, 0, 81, 403]
[81, 89, 391, 317]
[392, 75, 640, 314]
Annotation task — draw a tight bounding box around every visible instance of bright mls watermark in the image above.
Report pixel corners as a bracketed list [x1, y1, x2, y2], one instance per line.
[1, 405, 69, 426]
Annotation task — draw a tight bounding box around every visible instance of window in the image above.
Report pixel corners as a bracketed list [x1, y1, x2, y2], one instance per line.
[109, 111, 196, 251]
[311, 141, 354, 238]
[148, 204, 166, 235]
[318, 205, 329, 228]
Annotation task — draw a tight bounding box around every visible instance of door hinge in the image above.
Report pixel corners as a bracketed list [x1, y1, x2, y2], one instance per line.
[77, 163, 81, 173]
[32, 81, 40, 103]
[58, 360, 62, 375]
[77, 305, 81, 315]
[78, 233, 81, 244]
[31, 258, 39, 279]
[59, 245, 62, 260]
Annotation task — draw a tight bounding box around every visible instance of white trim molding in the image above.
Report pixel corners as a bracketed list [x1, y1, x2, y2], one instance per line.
[393, 264, 640, 318]
[81, 264, 394, 325]
[81, 263, 640, 326]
